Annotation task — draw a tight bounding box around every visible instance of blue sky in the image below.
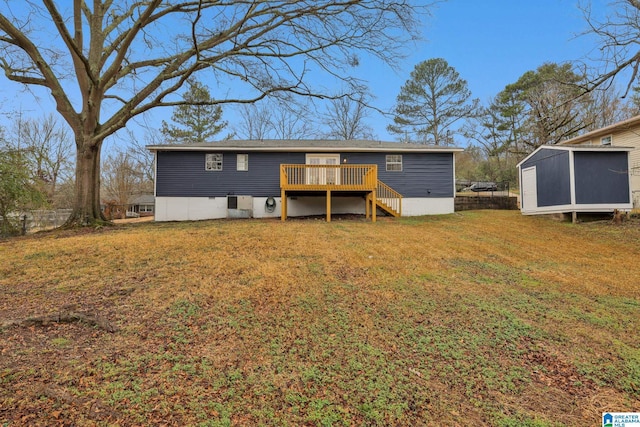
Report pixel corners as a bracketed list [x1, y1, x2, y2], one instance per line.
[361, 0, 606, 142]
[0, 1, 611, 146]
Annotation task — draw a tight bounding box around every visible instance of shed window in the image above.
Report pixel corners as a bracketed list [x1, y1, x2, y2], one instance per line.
[386, 155, 402, 171]
[601, 135, 612, 146]
[205, 153, 223, 171]
[237, 154, 248, 171]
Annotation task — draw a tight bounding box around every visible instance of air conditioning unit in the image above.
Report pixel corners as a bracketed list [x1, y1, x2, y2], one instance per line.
[227, 196, 253, 218]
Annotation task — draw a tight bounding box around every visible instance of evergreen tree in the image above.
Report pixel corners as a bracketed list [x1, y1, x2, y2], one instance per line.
[388, 58, 478, 145]
[161, 80, 227, 142]
[0, 147, 46, 236]
[496, 62, 587, 151]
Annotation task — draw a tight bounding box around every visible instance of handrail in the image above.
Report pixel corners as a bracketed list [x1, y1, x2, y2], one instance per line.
[377, 180, 402, 216]
[280, 164, 378, 191]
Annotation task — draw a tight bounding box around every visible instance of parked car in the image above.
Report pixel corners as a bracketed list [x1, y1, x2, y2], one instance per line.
[455, 179, 472, 192]
[470, 182, 498, 192]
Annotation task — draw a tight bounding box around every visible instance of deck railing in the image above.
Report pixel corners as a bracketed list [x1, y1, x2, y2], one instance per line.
[280, 164, 378, 191]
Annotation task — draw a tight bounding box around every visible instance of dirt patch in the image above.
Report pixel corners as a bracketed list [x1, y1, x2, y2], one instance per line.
[112, 215, 154, 224]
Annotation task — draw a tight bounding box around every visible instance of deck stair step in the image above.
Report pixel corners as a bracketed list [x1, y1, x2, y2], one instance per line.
[376, 180, 402, 217]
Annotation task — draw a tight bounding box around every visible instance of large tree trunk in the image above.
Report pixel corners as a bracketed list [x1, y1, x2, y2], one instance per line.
[63, 138, 108, 227]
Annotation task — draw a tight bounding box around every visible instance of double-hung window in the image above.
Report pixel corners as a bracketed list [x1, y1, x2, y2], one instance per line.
[386, 154, 403, 172]
[237, 154, 248, 171]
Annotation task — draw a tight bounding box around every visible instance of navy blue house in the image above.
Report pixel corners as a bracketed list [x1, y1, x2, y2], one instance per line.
[147, 140, 462, 221]
[517, 145, 632, 218]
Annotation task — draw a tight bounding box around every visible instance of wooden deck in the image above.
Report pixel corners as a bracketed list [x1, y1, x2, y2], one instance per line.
[280, 164, 402, 222]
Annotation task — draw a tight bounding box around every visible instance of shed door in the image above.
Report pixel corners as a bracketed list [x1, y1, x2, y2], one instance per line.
[521, 167, 537, 212]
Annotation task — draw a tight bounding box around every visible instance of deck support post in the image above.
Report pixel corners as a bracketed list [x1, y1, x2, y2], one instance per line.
[326, 190, 331, 222]
[281, 189, 287, 221]
[572, 211, 577, 224]
[365, 193, 370, 219]
[371, 189, 376, 223]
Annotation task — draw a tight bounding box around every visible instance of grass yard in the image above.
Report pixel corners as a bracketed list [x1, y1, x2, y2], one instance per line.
[1, 210, 639, 426]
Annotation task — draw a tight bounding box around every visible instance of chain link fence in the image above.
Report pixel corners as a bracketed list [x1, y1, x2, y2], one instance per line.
[14, 209, 73, 234]
[455, 180, 518, 211]
[456, 180, 512, 196]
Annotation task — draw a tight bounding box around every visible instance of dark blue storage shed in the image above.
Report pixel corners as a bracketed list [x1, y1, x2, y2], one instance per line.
[517, 145, 632, 218]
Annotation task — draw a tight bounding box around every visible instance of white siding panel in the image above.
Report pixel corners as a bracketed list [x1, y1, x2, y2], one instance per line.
[155, 197, 227, 221]
[613, 127, 640, 207]
[402, 198, 454, 216]
[156, 196, 454, 220]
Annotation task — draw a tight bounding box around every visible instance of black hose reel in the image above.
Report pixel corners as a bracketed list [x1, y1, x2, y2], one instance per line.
[265, 196, 277, 213]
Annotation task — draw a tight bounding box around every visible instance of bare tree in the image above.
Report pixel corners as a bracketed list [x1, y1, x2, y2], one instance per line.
[101, 150, 143, 211]
[454, 144, 484, 181]
[0, 1, 422, 226]
[580, 1, 640, 94]
[463, 102, 509, 164]
[270, 101, 314, 140]
[233, 99, 315, 140]
[581, 85, 630, 131]
[322, 94, 375, 140]
[462, 99, 524, 184]
[234, 103, 274, 140]
[10, 115, 74, 205]
[127, 131, 156, 194]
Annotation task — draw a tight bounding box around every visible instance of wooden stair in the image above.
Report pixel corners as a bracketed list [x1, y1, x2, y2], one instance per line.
[375, 180, 402, 217]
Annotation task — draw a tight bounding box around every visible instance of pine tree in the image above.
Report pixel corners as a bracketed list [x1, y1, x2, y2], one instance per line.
[388, 58, 477, 145]
[161, 81, 227, 142]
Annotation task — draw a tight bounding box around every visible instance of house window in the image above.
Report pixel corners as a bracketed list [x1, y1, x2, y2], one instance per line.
[601, 135, 612, 146]
[386, 154, 402, 171]
[237, 154, 248, 171]
[205, 153, 223, 171]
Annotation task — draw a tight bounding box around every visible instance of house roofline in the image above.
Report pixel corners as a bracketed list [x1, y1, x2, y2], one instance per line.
[516, 144, 633, 169]
[560, 114, 640, 145]
[146, 139, 463, 153]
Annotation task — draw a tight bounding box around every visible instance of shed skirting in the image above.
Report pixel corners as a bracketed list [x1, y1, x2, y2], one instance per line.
[154, 196, 454, 221]
[521, 203, 632, 215]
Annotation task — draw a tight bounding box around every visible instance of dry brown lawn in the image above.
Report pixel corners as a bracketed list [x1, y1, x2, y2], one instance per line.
[1, 210, 639, 426]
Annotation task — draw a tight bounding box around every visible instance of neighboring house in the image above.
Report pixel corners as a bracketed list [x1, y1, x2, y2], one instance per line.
[146, 140, 462, 222]
[127, 194, 155, 217]
[517, 145, 633, 220]
[101, 194, 155, 219]
[560, 114, 640, 208]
